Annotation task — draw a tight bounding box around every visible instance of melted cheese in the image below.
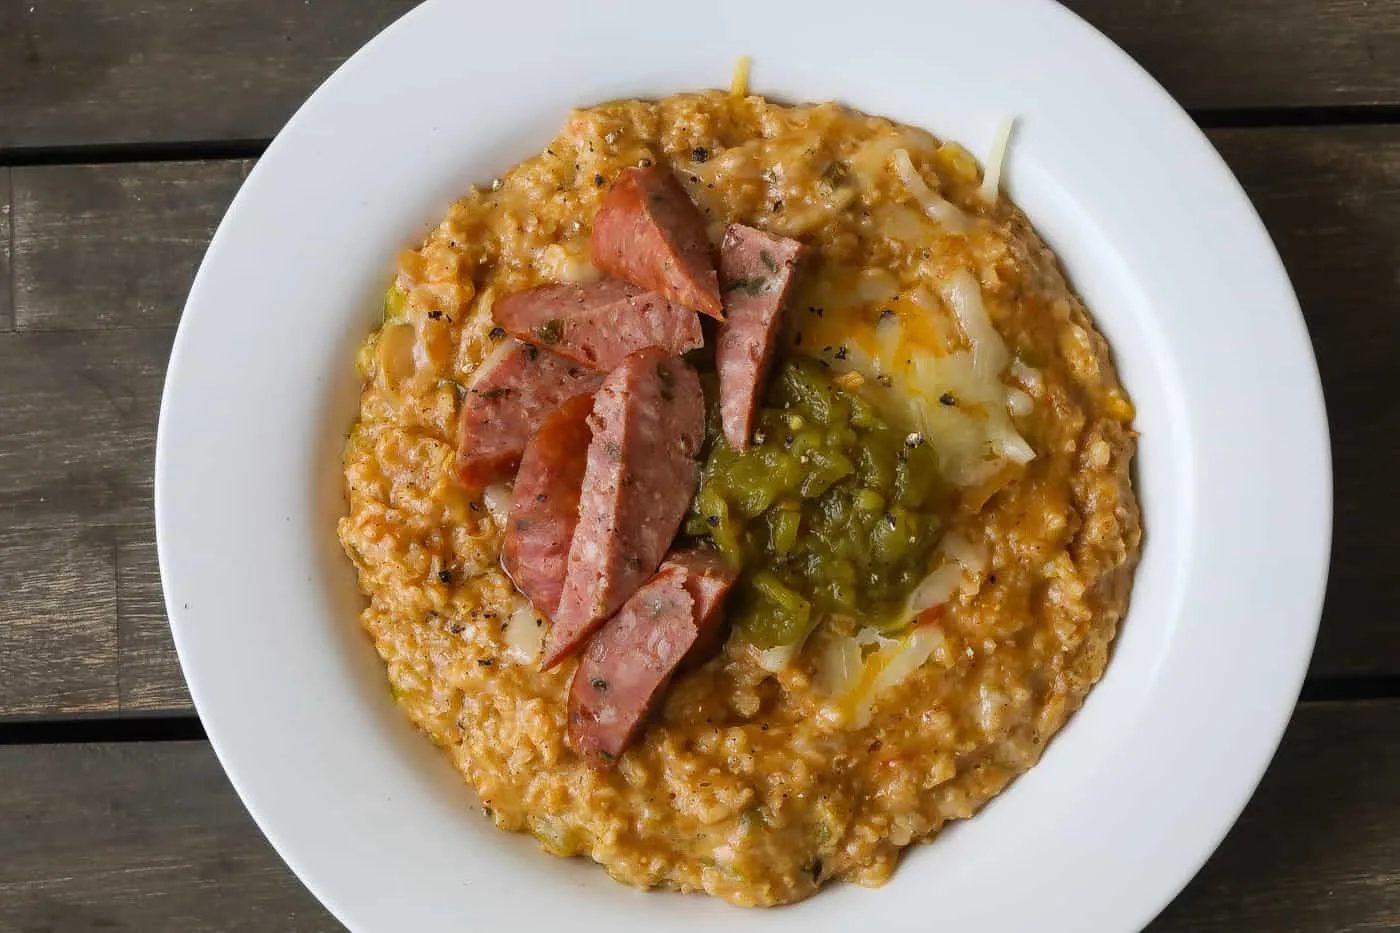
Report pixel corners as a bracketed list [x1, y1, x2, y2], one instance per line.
[789, 266, 1034, 489]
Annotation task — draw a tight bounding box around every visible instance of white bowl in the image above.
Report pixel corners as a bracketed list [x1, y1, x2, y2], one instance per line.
[156, 1, 1331, 930]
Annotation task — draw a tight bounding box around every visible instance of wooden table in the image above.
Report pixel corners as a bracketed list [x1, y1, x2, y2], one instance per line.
[1, 2, 1396, 929]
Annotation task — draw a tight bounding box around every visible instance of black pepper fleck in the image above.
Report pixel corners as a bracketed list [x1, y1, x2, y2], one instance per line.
[488, 326, 506, 340]
[438, 569, 453, 584]
[691, 146, 710, 162]
[594, 173, 606, 186]
[940, 392, 957, 406]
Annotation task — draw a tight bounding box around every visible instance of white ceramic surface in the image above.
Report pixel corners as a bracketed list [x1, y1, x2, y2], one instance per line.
[156, 1, 1331, 930]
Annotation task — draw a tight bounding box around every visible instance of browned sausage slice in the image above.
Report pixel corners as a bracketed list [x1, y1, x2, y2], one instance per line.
[493, 278, 703, 371]
[566, 566, 694, 765]
[454, 338, 601, 490]
[590, 166, 723, 320]
[501, 393, 594, 618]
[715, 224, 806, 450]
[542, 349, 705, 668]
[659, 548, 738, 669]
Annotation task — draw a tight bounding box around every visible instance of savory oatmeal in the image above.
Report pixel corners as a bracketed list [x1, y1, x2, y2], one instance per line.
[337, 88, 1140, 906]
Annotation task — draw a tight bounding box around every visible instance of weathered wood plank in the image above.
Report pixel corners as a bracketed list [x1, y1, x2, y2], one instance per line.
[1, 167, 12, 331]
[0, 327, 171, 529]
[1067, 0, 1400, 112]
[0, 701, 1393, 931]
[1210, 126, 1400, 680]
[11, 161, 251, 331]
[1151, 700, 1400, 931]
[118, 523, 189, 713]
[0, 0, 1399, 153]
[0, 525, 117, 717]
[0, 323, 179, 719]
[0, 741, 343, 933]
[0, 0, 417, 151]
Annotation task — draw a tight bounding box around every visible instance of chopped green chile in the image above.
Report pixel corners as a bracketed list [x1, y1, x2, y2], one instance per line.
[383, 283, 407, 320]
[685, 359, 947, 647]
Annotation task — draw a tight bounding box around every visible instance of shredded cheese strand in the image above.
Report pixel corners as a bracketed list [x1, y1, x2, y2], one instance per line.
[980, 116, 1017, 202]
[731, 56, 751, 97]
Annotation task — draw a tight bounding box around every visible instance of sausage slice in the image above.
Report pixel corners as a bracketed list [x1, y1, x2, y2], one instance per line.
[659, 548, 738, 670]
[454, 338, 601, 490]
[542, 349, 705, 668]
[501, 393, 594, 618]
[493, 278, 703, 371]
[715, 224, 805, 450]
[566, 566, 694, 765]
[567, 549, 737, 765]
[590, 166, 723, 320]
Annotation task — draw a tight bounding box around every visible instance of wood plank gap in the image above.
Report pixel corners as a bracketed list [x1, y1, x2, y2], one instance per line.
[0, 715, 204, 746]
[0, 138, 270, 169]
[1299, 676, 1400, 703]
[1195, 103, 1400, 129]
[0, 104, 1397, 168]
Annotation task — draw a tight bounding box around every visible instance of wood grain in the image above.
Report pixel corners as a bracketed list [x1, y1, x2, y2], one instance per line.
[0, 701, 1392, 931]
[0, 0, 417, 151]
[1150, 700, 1400, 932]
[0, 0, 1399, 153]
[11, 161, 251, 331]
[1067, 0, 1400, 112]
[118, 524, 189, 713]
[0, 325, 182, 718]
[1211, 126, 1400, 680]
[0, 327, 171, 529]
[0, 525, 117, 717]
[0, 521, 188, 721]
[1, 167, 12, 331]
[0, 741, 343, 933]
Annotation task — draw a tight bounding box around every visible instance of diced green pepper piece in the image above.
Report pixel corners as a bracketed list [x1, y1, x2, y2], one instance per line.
[383, 283, 407, 320]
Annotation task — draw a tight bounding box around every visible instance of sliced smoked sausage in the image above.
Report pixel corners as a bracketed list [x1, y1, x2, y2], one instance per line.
[659, 548, 738, 670]
[567, 549, 737, 765]
[542, 349, 705, 668]
[566, 566, 695, 765]
[715, 224, 805, 450]
[493, 278, 703, 371]
[590, 166, 723, 320]
[454, 338, 601, 490]
[501, 393, 594, 619]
